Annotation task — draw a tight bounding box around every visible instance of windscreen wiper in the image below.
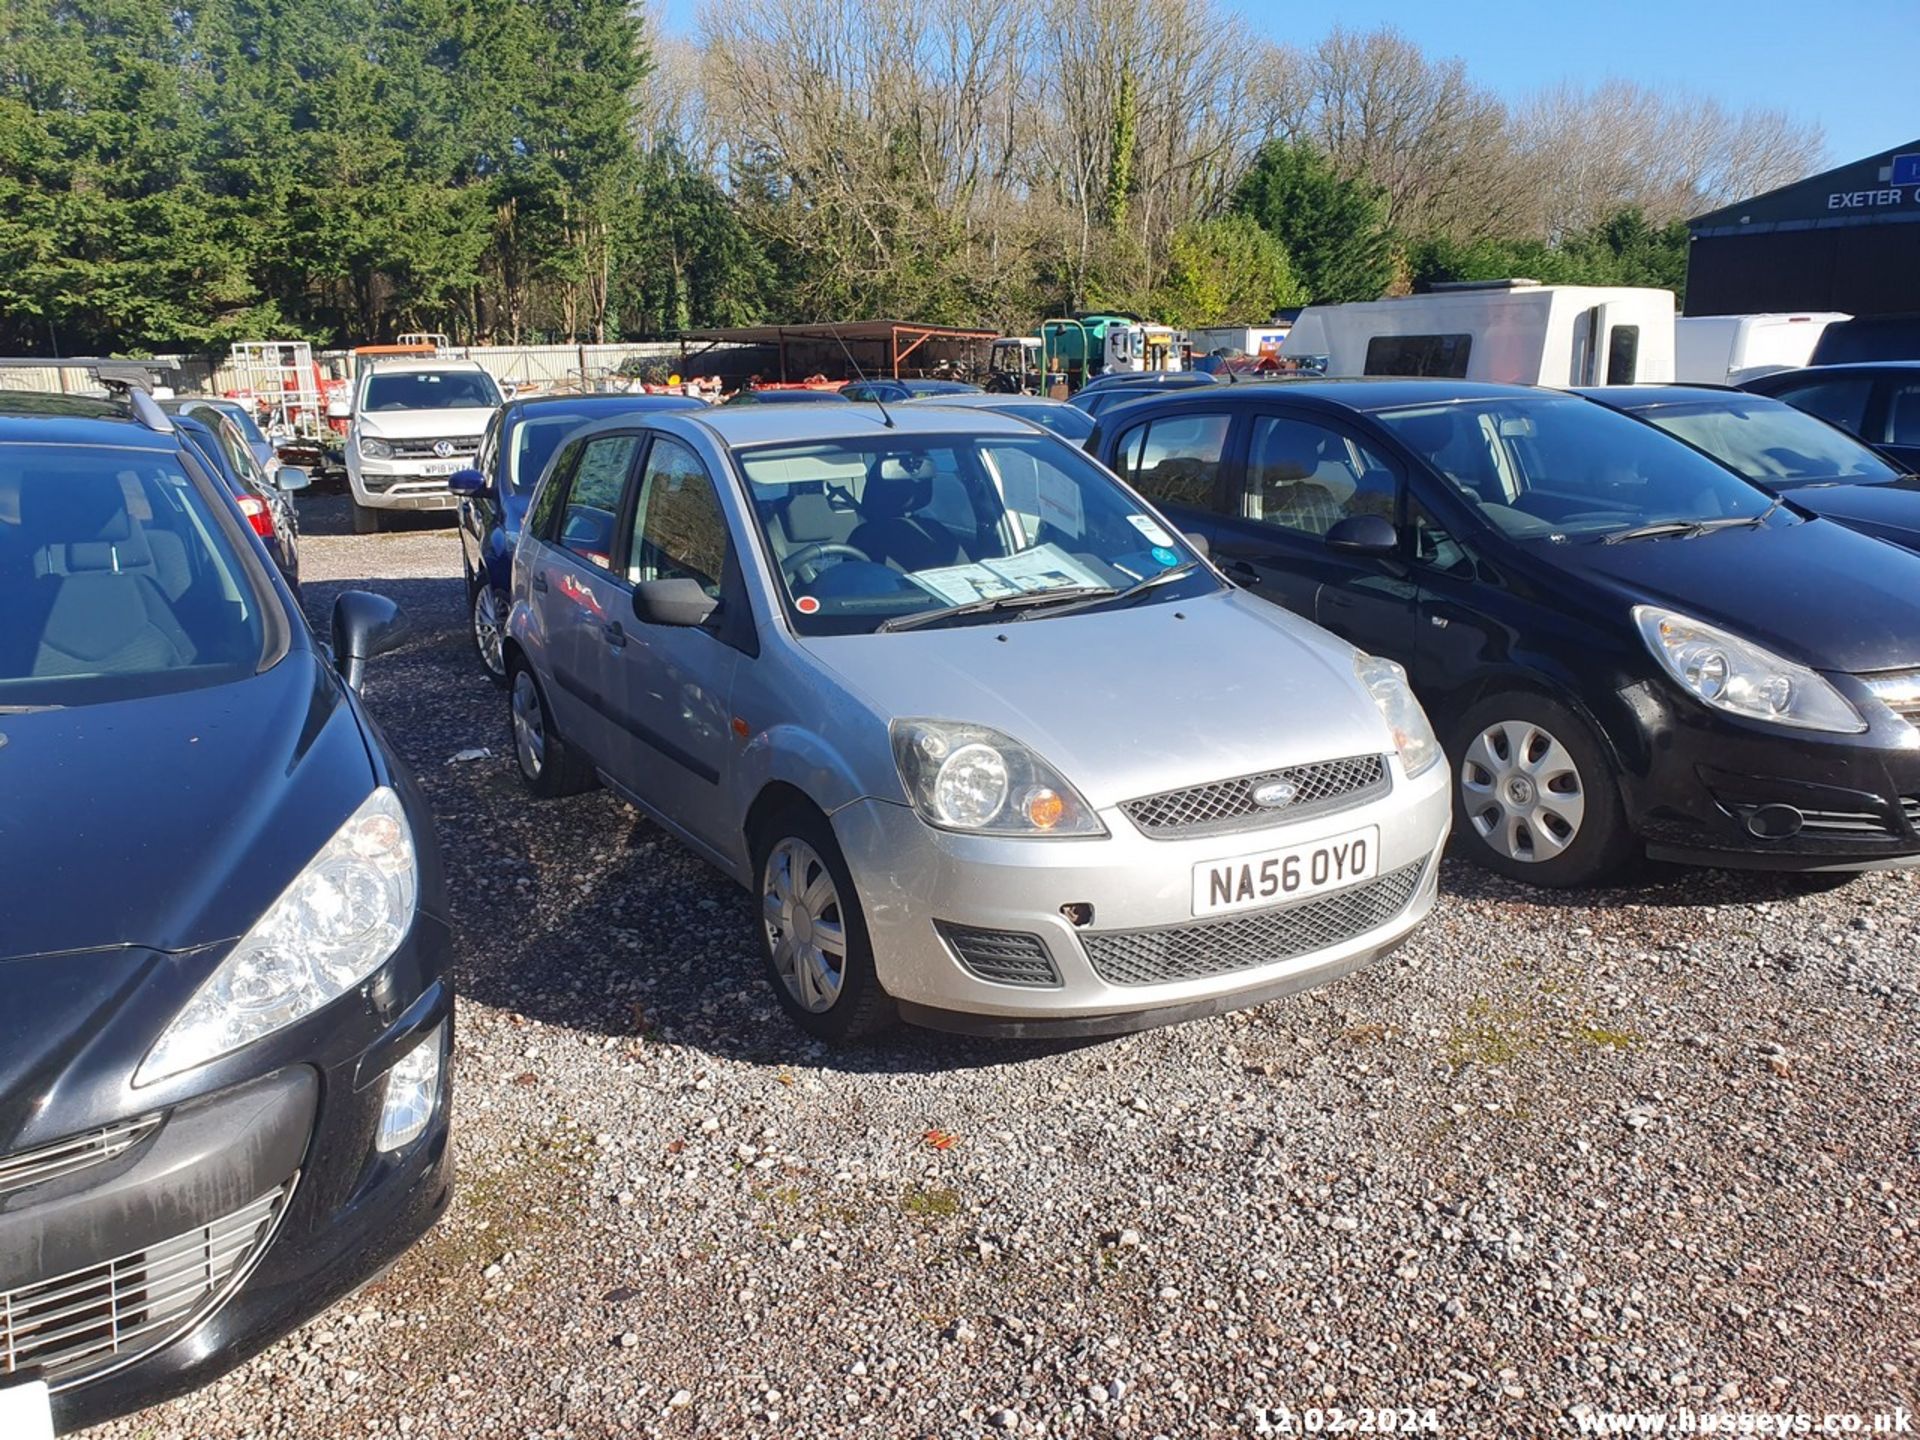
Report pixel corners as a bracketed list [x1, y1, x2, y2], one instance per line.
[877, 585, 1116, 633]
[1601, 519, 1710, 545]
[1012, 561, 1201, 621]
[1692, 497, 1783, 533]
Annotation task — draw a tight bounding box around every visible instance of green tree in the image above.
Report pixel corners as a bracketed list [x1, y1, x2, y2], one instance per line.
[1147, 215, 1305, 327]
[1408, 207, 1690, 304]
[615, 141, 771, 333]
[1231, 140, 1395, 304]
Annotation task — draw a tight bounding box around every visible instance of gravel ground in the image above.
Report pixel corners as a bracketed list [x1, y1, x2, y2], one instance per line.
[85, 500, 1919, 1440]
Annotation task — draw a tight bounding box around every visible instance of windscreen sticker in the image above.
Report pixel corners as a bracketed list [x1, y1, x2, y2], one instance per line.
[907, 545, 1105, 605]
[1151, 545, 1179, 567]
[1127, 513, 1176, 547]
[1036, 468, 1085, 538]
[795, 595, 821, 614]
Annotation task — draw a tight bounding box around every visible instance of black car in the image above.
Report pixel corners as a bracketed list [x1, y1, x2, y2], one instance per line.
[1743, 362, 1920, 472]
[0, 385, 451, 1432]
[1089, 380, 1920, 885]
[1807, 313, 1920, 366]
[839, 377, 981, 403]
[723, 387, 852, 405]
[169, 406, 307, 593]
[1579, 385, 1920, 553]
[1072, 369, 1218, 421]
[452, 391, 707, 683]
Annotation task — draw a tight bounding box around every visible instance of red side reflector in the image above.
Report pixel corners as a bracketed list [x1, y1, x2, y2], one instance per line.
[237, 494, 274, 539]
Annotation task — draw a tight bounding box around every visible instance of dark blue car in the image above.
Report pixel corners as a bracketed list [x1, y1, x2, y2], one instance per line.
[452, 392, 707, 683]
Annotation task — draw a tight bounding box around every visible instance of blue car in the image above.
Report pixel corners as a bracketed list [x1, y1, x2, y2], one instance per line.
[838, 377, 981, 403]
[453, 392, 708, 683]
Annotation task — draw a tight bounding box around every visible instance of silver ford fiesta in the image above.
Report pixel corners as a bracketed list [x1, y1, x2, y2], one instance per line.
[503, 403, 1450, 1041]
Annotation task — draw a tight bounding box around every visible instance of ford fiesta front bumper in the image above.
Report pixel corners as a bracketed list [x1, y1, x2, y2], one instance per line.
[830, 755, 1450, 1035]
[0, 922, 455, 1435]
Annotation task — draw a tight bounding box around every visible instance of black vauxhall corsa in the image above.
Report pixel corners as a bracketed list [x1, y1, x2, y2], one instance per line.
[0, 381, 452, 1434]
[1089, 380, 1920, 886]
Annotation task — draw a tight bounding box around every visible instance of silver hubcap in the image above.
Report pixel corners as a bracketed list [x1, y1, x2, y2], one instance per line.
[511, 671, 546, 779]
[473, 586, 504, 676]
[761, 838, 846, 1013]
[1460, 719, 1586, 863]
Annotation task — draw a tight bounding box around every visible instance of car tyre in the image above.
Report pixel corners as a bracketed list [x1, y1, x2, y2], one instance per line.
[469, 579, 509, 687]
[751, 804, 896, 1043]
[1447, 692, 1633, 888]
[508, 660, 596, 799]
[352, 498, 383, 535]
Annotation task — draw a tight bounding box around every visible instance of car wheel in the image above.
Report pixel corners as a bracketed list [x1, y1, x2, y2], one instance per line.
[752, 806, 895, 1042]
[508, 662, 595, 799]
[470, 581, 508, 687]
[352, 499, 383, 535]
[1448, 692, 1633, 888]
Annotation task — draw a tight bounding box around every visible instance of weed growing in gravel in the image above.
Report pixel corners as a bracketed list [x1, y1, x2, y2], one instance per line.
[900, 1185, 961, 1218]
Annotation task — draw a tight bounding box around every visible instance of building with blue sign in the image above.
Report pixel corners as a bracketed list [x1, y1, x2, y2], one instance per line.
[1686, 139, 1920, 318]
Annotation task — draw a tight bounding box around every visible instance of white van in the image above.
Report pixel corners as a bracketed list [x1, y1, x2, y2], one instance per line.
[1673, 313, 1848, 385]
[1281, 281, 1675, 388]
[1188, 324, 1290, 359]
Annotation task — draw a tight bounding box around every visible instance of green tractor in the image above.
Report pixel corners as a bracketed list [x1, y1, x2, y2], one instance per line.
[986, 313, 1186, 395]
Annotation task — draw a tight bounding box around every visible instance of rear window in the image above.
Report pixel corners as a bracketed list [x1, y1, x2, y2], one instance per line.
[0, 446, 274, 704]
[1365, 334, 1473, 378]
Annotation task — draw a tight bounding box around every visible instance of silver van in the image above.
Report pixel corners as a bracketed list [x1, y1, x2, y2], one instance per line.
[503, 406, 1450, 1041]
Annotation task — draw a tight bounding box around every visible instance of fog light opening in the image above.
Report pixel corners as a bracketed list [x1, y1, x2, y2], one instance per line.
[1745, 804, 1804, 840]
[376, 1023, 444, 1153]
[1060, 902, 1094, 928]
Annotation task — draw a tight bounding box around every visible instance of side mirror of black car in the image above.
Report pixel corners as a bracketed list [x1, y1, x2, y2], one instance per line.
[448, 467, 487, 497]
[331, 590, 409, 691]
[632, 577, 719, 628]
[1326, 514, 1399, 555]
[1182, 531, 1210, 560]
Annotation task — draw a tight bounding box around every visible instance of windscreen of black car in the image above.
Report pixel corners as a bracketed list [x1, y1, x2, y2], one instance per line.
[363, 371, 500, 411]
[0, 447, 271, 703]
[1000, 403, 1094, 441]
[1638, 399, 1901, 487]
[1376, 396, 1775, 539]
[736, 434, 1211, 634]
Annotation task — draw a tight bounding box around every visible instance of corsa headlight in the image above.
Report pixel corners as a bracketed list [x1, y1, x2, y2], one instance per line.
[1633, 606, 1865, 734]
[1353, 653, 1441, 778]
[137, 788, 418, 1085]
[359, 434, 394, 460]
[890, 720, 1104, 836]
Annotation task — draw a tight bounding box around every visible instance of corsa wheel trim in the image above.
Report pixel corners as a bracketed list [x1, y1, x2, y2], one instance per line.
[473, 586, 505, 676]
[511, 671, 546, 779]
[762, 838, 847, 1013]
[1460, 718, 1586, 862]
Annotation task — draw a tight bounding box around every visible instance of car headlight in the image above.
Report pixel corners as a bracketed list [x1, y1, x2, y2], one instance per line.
[137, 788, 418, 1085]
[359, 434, 394, 459]
[1353, 653, 1441, 778]
[1633, 606, 1864, 734]
[890, 720, 1105, 836]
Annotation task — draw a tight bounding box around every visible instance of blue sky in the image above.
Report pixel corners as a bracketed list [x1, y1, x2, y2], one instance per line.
[656, 0, 1919, 172]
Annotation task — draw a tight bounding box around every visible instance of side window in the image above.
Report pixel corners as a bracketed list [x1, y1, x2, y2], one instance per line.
[560, 435, 638, 568]
[628, 437, 728, 598]
[527, 438, 580, 540]
[1606, 326, 1639, 385]
[475, 410, 503, 485]
[1776, 377, 1873, 434]
[1245, 414, 1398, 537]
[1882, 380, 1920, 446]
[1365, 334, 1472, 378]
[215, 420, 264, 486]
[1125, 413, 1230, 510]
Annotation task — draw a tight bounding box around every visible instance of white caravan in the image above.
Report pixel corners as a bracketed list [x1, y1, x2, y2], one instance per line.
[1672, 313, 1848, 385]
[1280, 280, 1675, 387]
[1188, 323, 1291, 359]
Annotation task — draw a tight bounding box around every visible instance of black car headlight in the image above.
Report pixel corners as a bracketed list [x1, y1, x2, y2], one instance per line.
[1633, 606, 1865, 734]
[137, 788, 418, 1084]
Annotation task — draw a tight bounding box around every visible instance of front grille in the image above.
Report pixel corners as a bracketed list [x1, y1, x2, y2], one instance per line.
[1903, 796, 1919, 832]
[0, 1116, 161, 1198]
[1081, 862, 1425, 986]
[1796, 807, 1896, 837]
[936, 923, 1061, 987]
[1121, 755, 1389, 839]
[386, 436, 481, 460]
[1, 1185, 288, 1388]
[1863, 668, 1920, 723]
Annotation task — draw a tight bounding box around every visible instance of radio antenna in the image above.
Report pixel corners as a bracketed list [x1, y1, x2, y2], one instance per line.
[828, 324, 894, 429]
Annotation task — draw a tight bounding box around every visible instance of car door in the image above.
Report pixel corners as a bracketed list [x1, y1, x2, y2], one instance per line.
[1206, 408, 1418, 658]
[461, 408, 506, 582]
[524, 430, 644, 763]
[602, 433, 743, 852]
[1104, 407, 1236, 549]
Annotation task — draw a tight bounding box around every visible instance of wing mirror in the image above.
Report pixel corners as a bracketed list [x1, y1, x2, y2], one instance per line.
[448, 467, 487, 497]
[1326, 514, 1399, 555]
[632, 578, 719, 628]
[330, 590, 409, 691]
[275, 465, 310, 492]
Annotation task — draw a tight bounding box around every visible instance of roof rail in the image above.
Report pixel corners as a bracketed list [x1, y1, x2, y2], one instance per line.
[0, 356, 179, 432]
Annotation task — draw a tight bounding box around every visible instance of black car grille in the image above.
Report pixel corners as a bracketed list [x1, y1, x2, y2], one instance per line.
[0, 1116, 161, 1199]
[1863, 668, 1920, 724]
[936, 923, 1061, 987]
[385, 436, 481, 460]
[1121, 755, 1390, 839]
[1081, 862, 1425, 987]
[1, 1185, 289, 1388]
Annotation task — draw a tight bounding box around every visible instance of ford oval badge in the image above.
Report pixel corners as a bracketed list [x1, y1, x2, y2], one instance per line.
[1251, 780, 1297, 809]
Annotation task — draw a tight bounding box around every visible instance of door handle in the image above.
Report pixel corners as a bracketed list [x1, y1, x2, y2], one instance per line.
[1221, 558, 1261, 585]
[602, 621, 627, 649]
[532, 571, 549, 594]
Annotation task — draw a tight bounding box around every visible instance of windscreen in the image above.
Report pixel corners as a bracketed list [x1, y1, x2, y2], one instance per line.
[0, 447, 271, 703]
[1376, 395, 1776, 540]
[1001, 403, 1095, 442]
[734, 433, 1212, 634]
[209, 401, 270, 450]
[510, 411, 603, 497]
[1638, 398, 1901, 487]
[363, 370, 500, 411]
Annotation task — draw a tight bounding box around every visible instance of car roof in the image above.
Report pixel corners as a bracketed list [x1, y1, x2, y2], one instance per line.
[506, 392, 707, 421]
[0, 391, 180, 450]
[360, 358, 491, 375]
[1574, 384, 1758, 411]
[1095, 376, 1552, 422]
[568, 401, 1045, 451]
[896, 393, 1074, 409]
[1766, 360, 1920, 375]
